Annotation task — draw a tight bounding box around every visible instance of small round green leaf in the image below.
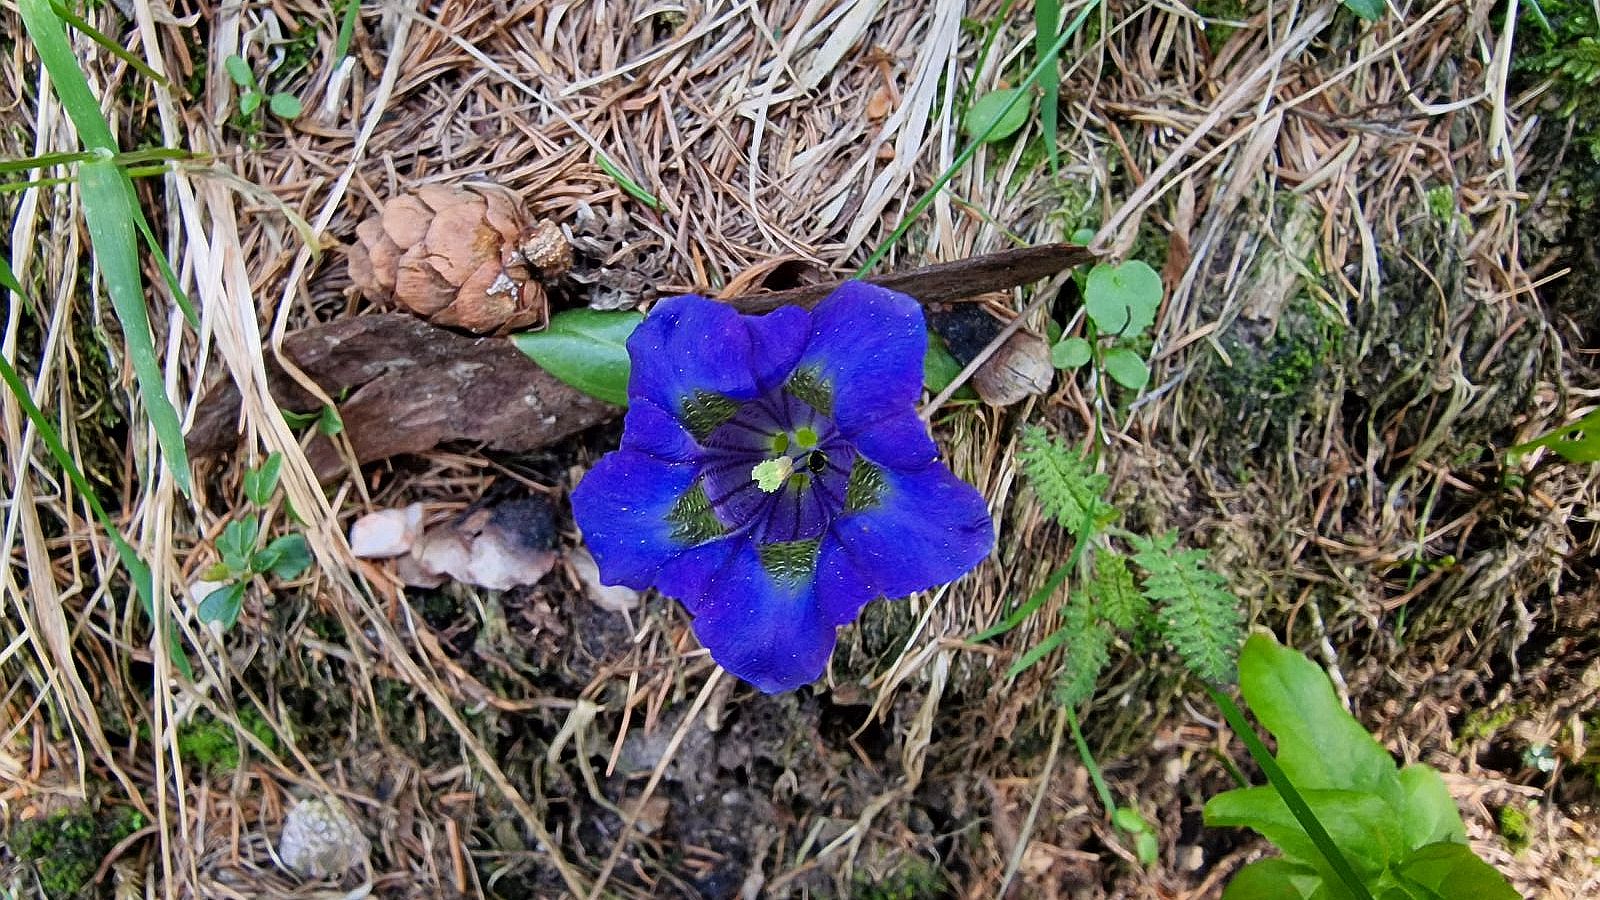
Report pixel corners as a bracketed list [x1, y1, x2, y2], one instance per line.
[511, 308, 644, 406]
[268, 92, 302, 119]
[1112, 807, 1150, 833]
[963, 88, 1031, 143]
[255, 533, 312, 580]
[1085, 260, 1162, 336]
[238, 91, 262, 116]
[224, 54, 255, 88]
[1103, 346, 1149, 390]
[1134, 831, 1160, 866]
[198, 581, 246, 631]
[1051, 336, 1092, 369]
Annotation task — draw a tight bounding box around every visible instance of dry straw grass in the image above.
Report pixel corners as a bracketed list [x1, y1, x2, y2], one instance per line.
[2, 0, 1596, 897]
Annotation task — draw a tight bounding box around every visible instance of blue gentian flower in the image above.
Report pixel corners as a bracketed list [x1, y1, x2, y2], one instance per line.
[571, 282, 995, 692]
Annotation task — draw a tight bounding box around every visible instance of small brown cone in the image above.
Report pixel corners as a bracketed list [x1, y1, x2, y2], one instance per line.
[347, 183, 570, 335]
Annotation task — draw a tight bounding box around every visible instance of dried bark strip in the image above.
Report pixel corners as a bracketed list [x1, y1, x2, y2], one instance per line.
[187, 314, 614, 477]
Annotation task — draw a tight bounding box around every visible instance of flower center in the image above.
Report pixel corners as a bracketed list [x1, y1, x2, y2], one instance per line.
[693, 387, 856, 543]
[752, 426, 831, 493]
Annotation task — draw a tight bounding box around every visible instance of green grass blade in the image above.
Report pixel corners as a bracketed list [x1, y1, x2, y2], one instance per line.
[79, 160, 193, 494]
[19, 0, 116, 150]
[48, 0, 168, 85]
[857, 0, 1101, 275]
[976, 558, 1074, 641]
[1035, 0, 1062, 172]
[0, 149, 96, 174]
[1005, 620, 1071, 679]
[336, 0, 361, 60]
[966, 0, 1020, 110]
[134, 204, 198, 327]
[0, 263, 189, 678]
[596, 150, 663, 210]
[21, 0, 194, 494]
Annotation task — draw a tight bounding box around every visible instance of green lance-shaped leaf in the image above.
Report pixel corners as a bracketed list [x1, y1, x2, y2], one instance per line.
[511, 308, 643, 406]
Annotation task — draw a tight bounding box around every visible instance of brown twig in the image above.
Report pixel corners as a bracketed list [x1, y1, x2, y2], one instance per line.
[726, 243, 1096, 312]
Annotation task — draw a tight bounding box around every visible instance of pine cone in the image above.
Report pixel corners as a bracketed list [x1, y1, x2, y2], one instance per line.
[347, 183, 571, 335]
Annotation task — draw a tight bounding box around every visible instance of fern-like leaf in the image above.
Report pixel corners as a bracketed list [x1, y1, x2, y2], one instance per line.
[1088, 551, 1149, 633]
[1129, 531, 1243, 684]
[1052, 592, 1112, 709]
[1018, 427, 1117, 537]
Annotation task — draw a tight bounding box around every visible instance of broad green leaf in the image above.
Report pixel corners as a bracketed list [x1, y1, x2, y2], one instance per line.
[1051, 336, 1091, 369]
[1397, 764, 1466, 849]
[198, 581, 246, 631]
[512, 308, 642, 406]
[1206, 786, 1401, 881]
[80, 161, 193, 494]
[254, 533, 312, 580]
[1507, 407, 1600, 465]
[217, 517, 261, 573]
[268, 92, 302, 119]
[224, 54, 255, 88]
[1238, 634, 1402, 803]
[239, 91, 263, 116]
[963, 88, 1031, 143]
[924, 329, 973, 398]
[1085, 260, 1162, 336]
[284, 404, 345, 434]
[1393, 842, 1518, 900]
[243, 452, 284, 506]
[1103, 346, 1150, 390]
[1343, 0, 1385, 22]
[1222, 858, 1323, 900]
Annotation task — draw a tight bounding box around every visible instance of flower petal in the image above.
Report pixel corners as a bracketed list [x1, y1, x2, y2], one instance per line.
[628, 297, 813, 429]
[627, 295, 761, 416]
[691, 541, 836, 692]
[745, 304, 812, 392]
[570, 450, 699, 590]
[848, 407, 938, 473]
[620, 397, 701, 462]
[654, 534, 746, 615]
[795, 281, 925, 434]
[816, 462, 994, 618]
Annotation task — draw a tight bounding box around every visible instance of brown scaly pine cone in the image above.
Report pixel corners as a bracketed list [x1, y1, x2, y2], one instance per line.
[346, 183, 573, 335]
